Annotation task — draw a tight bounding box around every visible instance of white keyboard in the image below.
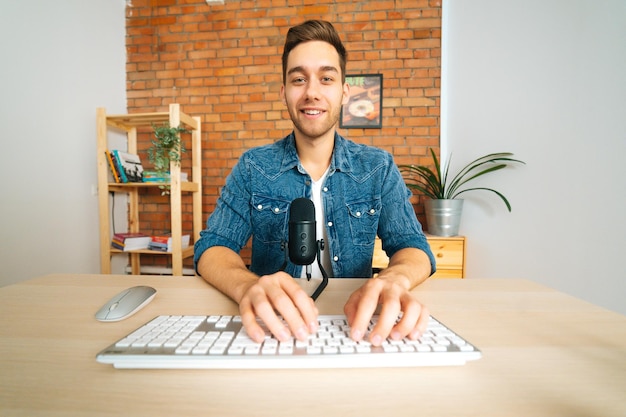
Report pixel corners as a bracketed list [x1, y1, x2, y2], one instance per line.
[96, 314, 481, 369]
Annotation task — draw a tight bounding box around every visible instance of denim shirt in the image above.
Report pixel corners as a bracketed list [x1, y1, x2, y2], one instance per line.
[194, 132, 436, 278]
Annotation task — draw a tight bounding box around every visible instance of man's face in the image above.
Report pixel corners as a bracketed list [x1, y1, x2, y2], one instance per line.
[281, 40, 350, 142]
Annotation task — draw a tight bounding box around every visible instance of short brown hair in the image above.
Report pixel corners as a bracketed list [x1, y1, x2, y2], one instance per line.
[281, 20, 347, 84]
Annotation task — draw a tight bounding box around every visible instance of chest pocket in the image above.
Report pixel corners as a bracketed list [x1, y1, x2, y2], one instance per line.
[346, 198, 381, 246]
[251, 195, 289, 243]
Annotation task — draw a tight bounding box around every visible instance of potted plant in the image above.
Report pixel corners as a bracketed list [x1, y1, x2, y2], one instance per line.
[399, 148, 525, 236]
[147, 122, 189, 176]
[145, 123, 189, 195]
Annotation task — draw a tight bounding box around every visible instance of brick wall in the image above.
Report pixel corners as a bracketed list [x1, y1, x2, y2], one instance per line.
[125, 0, 441, 267]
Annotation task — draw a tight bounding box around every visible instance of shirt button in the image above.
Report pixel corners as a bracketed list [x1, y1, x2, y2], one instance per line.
[356, 211, 361, 217]
[274, 207, 280, 213]
[369, 208, 376, 214]
[327, 221, 333, 227]
[323, 187, 328, 192]
[333, 256, 339, 262]
[257, 204, 263, 210]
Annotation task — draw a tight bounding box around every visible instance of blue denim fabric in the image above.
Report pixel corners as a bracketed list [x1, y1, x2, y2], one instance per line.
[194, 132, 436, 278]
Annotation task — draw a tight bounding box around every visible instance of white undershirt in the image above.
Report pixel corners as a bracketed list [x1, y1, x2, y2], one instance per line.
[300, 168, 333, 279]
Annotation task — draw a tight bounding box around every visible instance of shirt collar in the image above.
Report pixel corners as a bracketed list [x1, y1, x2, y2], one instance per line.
[279, 131, 353, 174]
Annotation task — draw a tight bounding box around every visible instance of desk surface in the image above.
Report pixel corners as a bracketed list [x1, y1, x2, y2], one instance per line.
[1, 274, 625, 417]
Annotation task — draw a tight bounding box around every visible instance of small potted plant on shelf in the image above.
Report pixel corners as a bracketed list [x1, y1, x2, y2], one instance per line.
[399, 148, 525, 236]
[148, 122, 189, 174]
[146, 123, 189, 194]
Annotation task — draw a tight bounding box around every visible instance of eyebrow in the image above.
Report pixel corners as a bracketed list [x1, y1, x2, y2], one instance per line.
[287, 65, 339, 76]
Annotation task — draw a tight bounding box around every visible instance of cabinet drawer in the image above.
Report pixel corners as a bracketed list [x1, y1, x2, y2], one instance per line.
[431, 269, 463, 279]
[427, 238, 464, 268]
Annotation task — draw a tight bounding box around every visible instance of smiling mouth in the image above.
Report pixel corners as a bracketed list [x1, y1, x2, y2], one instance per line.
[302, 109, 323, 115]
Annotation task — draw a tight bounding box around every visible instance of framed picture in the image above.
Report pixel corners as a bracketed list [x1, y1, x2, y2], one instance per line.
[340, 74, 383, 129]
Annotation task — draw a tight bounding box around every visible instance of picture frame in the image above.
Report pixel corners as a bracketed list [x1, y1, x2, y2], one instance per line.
[340, 74, 383, 129]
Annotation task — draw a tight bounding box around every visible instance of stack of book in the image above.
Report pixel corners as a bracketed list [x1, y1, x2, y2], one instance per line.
[142, 170, 169, 183]
[142, 171, 189, 183]
[148, 234, 191, 252]
[111, 233, 151, 251]
[105, 150, 144, 183]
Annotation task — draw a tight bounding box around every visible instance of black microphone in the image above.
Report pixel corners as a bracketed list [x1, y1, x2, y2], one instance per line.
[288, 198, 317, 268]
[282, 197, 329, 301]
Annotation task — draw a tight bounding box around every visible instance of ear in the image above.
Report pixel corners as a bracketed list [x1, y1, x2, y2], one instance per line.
[280, 85, 287, 105]
[342, 82, 350, 106]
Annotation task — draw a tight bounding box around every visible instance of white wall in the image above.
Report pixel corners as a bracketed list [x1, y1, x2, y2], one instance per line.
[442, 0, 626, 315]
[0, 0, 127, 286]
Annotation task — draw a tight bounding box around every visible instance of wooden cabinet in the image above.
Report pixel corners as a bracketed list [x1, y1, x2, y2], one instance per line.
[96, 104, 202, 276]
[425, 235, 465, 278]
[373, 235, 465, 278]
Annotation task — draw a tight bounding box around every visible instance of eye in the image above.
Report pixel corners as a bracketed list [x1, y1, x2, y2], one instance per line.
[291, 77, 306, 85]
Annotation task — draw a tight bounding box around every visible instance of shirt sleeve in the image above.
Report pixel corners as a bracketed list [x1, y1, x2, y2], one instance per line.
[376, 153, 437, 276]
[193, 154, 253, 270]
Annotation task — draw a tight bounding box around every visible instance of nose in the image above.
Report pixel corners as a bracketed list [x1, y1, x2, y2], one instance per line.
[304, 78, 321, 100]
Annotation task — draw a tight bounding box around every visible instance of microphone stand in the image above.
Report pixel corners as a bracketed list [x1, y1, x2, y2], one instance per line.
[279, 240, 328, 301]
[310, 239, 328, 301]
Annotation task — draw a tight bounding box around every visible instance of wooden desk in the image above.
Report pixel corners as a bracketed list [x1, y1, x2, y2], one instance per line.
[1, 274, 625, 417]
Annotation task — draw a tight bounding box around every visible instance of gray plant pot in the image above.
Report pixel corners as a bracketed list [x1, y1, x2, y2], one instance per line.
[425, 199, 464, 237]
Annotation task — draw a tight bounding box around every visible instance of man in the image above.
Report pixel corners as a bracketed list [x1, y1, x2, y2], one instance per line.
[194, 20, 435, 346]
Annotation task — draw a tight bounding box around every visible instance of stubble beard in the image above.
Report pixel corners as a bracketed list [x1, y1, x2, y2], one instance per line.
[287, 106, 341, 141]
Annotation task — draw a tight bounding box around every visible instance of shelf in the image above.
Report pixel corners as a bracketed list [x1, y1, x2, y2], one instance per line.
[96, 104, 202, 276]
[108, 182, 199, 193]
[110, 246, 194, 258]
[105, 111, 198, 131]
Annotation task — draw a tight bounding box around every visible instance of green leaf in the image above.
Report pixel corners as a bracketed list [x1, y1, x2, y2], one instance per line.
[399, 149, 525, 211]
[148, 123, 189, 174]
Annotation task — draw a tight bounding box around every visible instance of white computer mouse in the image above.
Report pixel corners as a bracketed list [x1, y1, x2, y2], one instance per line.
[95, 286, 156, 322]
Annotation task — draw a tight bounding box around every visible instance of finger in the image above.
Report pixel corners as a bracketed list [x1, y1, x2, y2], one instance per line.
[343, 289, 359, 324]
[409, 304, 430, 340]
[272, 278, 319, 340]
[239, 297, 268, 343]
[369, 296, 401, 346]
[389, 297, 421, 340]
[345, 285, 381, 342]
[253, 297, 291, 342]
[240, 279, 290, 342]
[290, 285, 319, 335]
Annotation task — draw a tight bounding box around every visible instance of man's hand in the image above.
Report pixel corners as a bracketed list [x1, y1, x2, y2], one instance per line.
[197, 247, 319, 344]
[238, 271, 319, 343]
[343, 274, 429, 346]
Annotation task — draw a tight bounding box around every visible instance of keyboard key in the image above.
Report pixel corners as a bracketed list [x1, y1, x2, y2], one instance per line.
[209, 345, 228, 355]
[227, 346, 244, 355]
[339, 345, 355, 354]
[278, 342, 294, 355]
[306, 346, 322, 354]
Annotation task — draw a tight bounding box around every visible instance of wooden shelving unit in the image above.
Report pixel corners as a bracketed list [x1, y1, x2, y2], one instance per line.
[96, 104, 202, 276]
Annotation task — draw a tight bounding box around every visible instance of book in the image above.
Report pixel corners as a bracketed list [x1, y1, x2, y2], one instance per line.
[148, 234, 190, 252]
[142, 170, 170, 183]
[112, 150, 144, 183]
[111, 233, 151, 251]
[109, 151, 126, 182]
[141, 171, 188, 183]
[105, 151, 121, 183]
